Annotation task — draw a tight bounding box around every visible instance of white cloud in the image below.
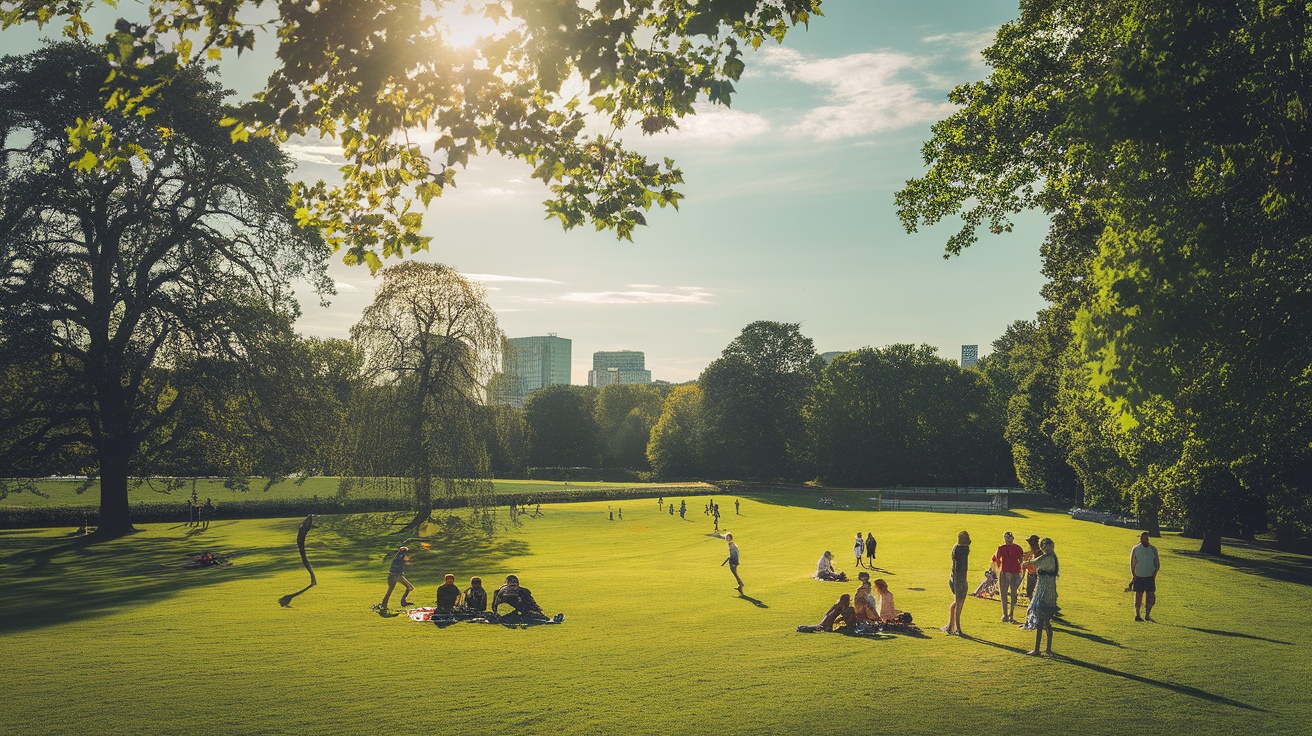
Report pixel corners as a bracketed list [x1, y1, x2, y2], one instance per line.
[465, 273, 565, 284]
[627, 283, 661, 288]
[560, 290, 714, 305]
[332, 281, 361, 292]
[922, 28, 999, 63]
[283, 142, 345, 165]
[664, 107, 771, 143]
[761, 47, 954, 141]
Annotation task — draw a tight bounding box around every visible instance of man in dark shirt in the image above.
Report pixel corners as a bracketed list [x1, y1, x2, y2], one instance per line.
[435, 573, 460, 612]
[461, 577, 488, 613]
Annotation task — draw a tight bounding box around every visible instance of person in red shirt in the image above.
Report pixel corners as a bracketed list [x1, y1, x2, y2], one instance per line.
[995, 531, 1025, 623]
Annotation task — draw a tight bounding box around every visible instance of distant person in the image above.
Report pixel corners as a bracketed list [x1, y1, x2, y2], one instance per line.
[713, 514, 720, 533]
[372, 546, 415, 611]
[669, 505, 675, 516]
[865, 532, 876, 566]
[1130, 531, 1160, 621]
[609, 510, 614, 521]
[435, 573, 460, 612]
[1025, 537, 1060, 655]
[816, 551, 847, 582]
[679, 500, 686, 519]
[996, 531, 1024, 622]
[201, 497, 214, 529]
[734, 499, 740, 515]
[1022, 534, 1042, 602]
[854, 532, 866, 569]
[721, 532, 743, 591]
[658, 496, 664, 510]
[461, 577, 488, 613]
[943, 530, 970, 636]
[185, 497, 196, 527]
[618, 508, 623, 521]
[873, 578, 899, 622]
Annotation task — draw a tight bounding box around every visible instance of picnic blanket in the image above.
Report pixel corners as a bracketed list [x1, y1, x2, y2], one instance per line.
[795, 621, 924, 638]
[405, 608, 563, 626]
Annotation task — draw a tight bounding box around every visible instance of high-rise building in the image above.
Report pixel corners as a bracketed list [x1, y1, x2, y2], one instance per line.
[498, 334, 571, 407]
[588, 350, 652, 387]
[961, 344, 979, 368]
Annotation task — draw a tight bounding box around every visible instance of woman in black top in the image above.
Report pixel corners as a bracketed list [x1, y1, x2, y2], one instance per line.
[943, 531, 970, 636]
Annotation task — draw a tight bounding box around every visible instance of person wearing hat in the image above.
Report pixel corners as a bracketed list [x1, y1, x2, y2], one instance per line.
[996, 532, 1025, 623]
[372, 545, 415, 611]
[1022, 534, 1042, 603]
[435, 573, 461, 612]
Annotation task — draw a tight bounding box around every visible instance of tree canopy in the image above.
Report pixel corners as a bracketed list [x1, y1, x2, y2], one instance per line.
[0, 42, 329, 534]
[2, 0, 824, 268]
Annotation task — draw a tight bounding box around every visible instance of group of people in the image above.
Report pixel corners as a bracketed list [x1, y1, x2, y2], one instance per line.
[805, 571, 906, 632]
[184, 492, 215, 529]
[372, 546, 561, 623]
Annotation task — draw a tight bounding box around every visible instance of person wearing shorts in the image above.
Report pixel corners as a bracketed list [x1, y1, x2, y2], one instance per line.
[944, 530, 970, 636]
[1130, 532, 1160, 621]
[374, 546, 415, 611]
[722, 533, 743, 591]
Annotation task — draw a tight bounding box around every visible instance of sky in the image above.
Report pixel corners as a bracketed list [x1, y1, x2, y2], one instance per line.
[2, 1, 1050, 384]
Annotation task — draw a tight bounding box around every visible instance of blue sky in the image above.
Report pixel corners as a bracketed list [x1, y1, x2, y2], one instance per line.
[2, 1, 1049, 384]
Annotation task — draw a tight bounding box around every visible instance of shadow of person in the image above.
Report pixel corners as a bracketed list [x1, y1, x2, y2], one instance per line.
[736, 593, 768, 608]
[278, 584, 315, 608]
[1174, 625, 1295, 646]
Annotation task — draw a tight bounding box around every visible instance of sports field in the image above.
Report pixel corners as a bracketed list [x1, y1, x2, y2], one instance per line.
[1, 496, 1308, 735]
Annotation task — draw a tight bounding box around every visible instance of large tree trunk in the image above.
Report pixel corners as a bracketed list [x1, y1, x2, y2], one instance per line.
[95, 449, 137, 537]
[1141, 505, 1161, 537]
[1199, 526, 1223, 556]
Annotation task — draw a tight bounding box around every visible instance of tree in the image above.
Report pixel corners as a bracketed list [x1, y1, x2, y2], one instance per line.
[897, 1, 1312, 550]
[523, 384, 600, 469]
[700, 321, 821, 480]
[0, 43, 329, 535]
[2, 0, 824, 266]
[595, 382, 664, 470]
[349, 261, 503, 531]
[647, 384, 705, 479]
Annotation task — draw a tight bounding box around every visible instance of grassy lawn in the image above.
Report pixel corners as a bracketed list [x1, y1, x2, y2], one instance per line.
[0, 477, 711, 508]
[0, 495, 1307, 735]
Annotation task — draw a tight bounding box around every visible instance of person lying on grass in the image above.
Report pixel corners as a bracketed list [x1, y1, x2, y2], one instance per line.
[816, 551, 848, 582]
[492, 575, 562, 623]
[435, 574, 460, 612]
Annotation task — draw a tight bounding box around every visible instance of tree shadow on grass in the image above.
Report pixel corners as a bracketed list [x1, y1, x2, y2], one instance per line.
[968, 635, 1265, 712]
[1174, 547, 1312, 588]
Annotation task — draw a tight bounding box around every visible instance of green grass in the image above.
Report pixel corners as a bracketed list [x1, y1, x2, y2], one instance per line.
[1, 496, 1308, 735]
[0, 477, 710, 508]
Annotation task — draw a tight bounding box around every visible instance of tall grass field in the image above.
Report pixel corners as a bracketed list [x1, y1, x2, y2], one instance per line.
[1, 496, 1307, 735]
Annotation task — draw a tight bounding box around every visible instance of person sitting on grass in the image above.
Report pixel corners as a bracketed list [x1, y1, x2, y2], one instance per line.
[461, 577, 487, 614]
[435, 573, 461, 613]
[853, 572, 878, 624]
[873, 579, 900, 622]
[815, 551, 848, 582]
[371, 546, 415, 612]
[798, 594, 856, 632]
[492, 575, 563, 623]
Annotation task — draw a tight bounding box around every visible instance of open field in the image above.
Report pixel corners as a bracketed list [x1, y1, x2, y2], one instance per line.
[0, 477, 711, 508]
[1, 496, 1308, 735]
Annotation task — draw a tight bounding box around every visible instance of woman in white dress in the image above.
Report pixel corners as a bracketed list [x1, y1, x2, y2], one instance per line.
[854, 532, 866, 568]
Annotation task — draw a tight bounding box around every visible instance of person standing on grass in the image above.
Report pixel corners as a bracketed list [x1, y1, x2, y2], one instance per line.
[735, 499, 740, 515]
[1131, 531, 1160, 621]
[658, 496, 664, 510]
[679, 500, 686, 518]
[1025, 537, 1060, 655]
[372, 546, 415, 611]
[201, 497, 214, 529]
[722, 532, 743, 591]
[943, 530, 970, 636]
[669, 504, 675, 516]
[854, 532, 866, 568]
[1022, 534, 1041, 601]
[865, 532, 876, 566]
[996, 532, 1024, 623]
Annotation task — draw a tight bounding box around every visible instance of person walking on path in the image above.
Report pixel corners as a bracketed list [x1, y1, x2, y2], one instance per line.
[722, 532, 743, 591]
[943, 530, 971, 636]
[372, 545, 415, 611]
[854, 532, 866, 568]
[864, 532, 876, 566]
[995, 532, 1024, 622]
[1025, 537, 1060, 655]
[1131, 531, 1160, 621]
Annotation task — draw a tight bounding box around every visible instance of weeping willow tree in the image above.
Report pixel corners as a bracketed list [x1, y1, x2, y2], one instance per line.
[348, 261, 503, 533]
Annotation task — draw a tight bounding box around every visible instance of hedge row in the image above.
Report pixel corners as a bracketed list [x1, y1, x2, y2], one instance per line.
[525, 467, 645, 482]
[0, 485, 707, 529]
